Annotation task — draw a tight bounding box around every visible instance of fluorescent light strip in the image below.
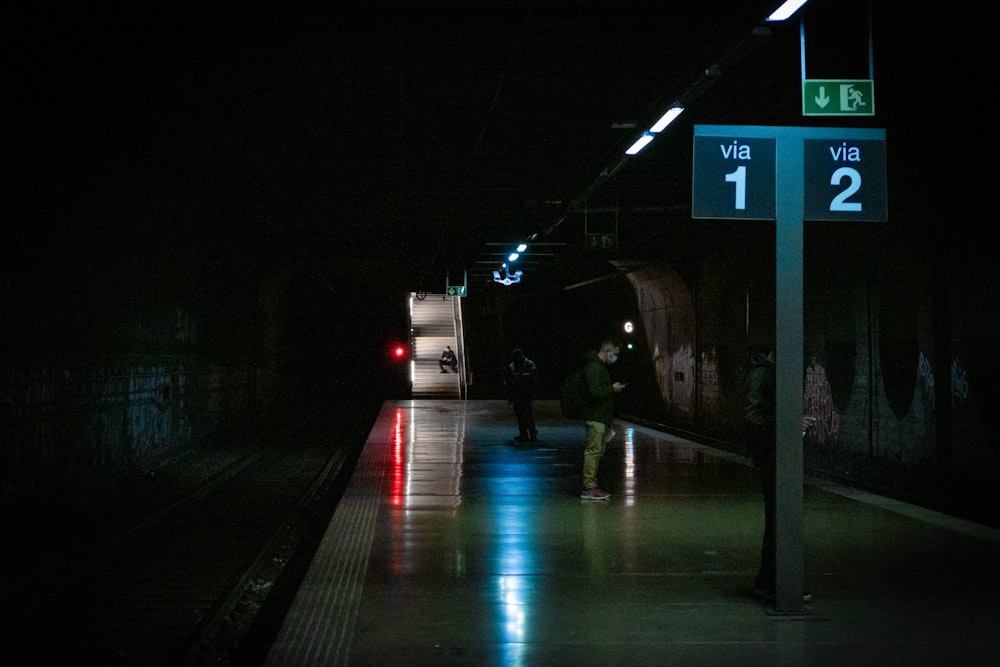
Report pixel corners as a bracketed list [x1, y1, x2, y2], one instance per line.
[625, 132, 654, 156]
[650, 106, 683, 133]
[766, 0, 809, 22]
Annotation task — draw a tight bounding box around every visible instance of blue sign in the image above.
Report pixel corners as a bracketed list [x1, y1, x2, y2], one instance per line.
[803, 139, 887, 221]
[692, 136, 776, 219]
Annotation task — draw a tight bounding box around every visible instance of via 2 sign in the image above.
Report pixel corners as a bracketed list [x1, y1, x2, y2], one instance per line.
[803, 139, 886, 221]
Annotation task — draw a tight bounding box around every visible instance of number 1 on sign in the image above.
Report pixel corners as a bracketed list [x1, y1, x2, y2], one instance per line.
[725, 165, 746, 210]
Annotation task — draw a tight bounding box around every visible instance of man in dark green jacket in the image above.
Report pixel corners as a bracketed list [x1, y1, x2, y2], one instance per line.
[579, 337, 627, 500]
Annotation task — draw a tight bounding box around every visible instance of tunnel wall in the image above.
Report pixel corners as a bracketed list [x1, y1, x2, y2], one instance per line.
[0, 358, 266, 499]
[1, 249, 410, 505]
[621, 219, 996, 521]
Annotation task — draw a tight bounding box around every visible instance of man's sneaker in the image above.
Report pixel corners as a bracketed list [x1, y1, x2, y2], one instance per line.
[603, 429, 616, 444]
[580, 486, 610, 500]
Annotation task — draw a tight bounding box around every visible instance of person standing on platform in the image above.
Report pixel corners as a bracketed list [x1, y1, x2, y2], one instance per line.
[505, 348, 538, 443]
[743, 344, 814, 602]
[439, 345, 458, 373]
[579, 337, 627, 500]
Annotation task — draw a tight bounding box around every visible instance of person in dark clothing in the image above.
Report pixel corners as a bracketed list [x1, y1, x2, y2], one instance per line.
[439, 345, 458, 373]
[743, 345, 814, 602]
[578, 337, 627, 500]
[505, 348, 538, 443]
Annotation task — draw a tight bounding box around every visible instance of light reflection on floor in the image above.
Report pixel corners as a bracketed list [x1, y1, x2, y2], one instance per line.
[266, 399, 1000, 667]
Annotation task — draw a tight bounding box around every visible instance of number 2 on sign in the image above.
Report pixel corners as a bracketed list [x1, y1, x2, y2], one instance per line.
[829, 167, 862, 212]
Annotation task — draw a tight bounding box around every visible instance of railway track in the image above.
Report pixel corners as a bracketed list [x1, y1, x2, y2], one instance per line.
[4, 407, 374, 666]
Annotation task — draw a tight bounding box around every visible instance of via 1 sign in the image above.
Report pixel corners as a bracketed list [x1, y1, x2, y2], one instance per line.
[690, 136, 776, 220]
[692, 125, 886, 222]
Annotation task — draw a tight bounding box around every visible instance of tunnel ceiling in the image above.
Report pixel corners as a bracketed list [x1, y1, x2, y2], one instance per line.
[10, 1, 980, 296]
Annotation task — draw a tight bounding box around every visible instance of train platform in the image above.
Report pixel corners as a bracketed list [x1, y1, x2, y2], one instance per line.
[260, 400, 1000, 666]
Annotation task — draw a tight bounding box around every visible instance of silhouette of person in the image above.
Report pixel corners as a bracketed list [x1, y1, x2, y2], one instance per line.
[744, 344, 815, 603]
[439, 345, 458, 373]
[504, 348, 538, 443]
[578, 337, 627, 500]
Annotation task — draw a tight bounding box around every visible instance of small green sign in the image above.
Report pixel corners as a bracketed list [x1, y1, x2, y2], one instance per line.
[446, 285, 467, 297]
[586, 233, 617, 250]
[802, 80, 874, 116]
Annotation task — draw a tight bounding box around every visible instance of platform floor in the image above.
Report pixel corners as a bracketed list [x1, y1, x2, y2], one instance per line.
[262, 400, 1000, 666]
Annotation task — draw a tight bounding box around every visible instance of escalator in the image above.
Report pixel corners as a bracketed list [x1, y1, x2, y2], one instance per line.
[409, 293, 466, 398]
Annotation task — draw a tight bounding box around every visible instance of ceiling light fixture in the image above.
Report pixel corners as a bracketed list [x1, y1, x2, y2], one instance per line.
[493, 264, 523, 286]
[624, 132, 655, 156]
[649, 105, 684, 133]
[766, 0, 809, 22]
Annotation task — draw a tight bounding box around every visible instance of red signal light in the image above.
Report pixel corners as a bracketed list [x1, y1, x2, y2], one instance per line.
[392, 344, 407, 360]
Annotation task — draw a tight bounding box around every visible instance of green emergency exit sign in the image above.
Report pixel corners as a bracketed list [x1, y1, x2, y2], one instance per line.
[802, 79, 874, 116]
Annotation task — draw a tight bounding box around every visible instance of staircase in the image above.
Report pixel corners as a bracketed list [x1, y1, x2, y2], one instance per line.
[410, 293, 465, 398]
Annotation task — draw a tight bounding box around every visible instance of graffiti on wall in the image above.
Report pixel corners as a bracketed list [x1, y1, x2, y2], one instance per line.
[697, 348, 721, 412]
[127, 366, 174, 455]
[1, 363, 256, 500]
[671, 344, 695, 413]
[804, 357, 840, 444]
[951, 357, 969, 402]
[651, 342, 697, 415]
[917, 351, 969, 403]
[917, 351, 934, 403]
[652, 342, 669, 405]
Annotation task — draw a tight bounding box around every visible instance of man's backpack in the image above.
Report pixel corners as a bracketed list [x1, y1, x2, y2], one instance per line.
[559, 366, 588, 419]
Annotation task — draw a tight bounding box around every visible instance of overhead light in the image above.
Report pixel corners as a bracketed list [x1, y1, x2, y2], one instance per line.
[516, 243, 527, 252]
[649, 105, 684, 133]
[766, 0, 809, 22]
[625, 132, 655, 156]
[508, 252, 520, 262]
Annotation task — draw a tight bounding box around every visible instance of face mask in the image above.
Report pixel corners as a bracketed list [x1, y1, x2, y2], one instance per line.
[606, 352, 618, 364]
